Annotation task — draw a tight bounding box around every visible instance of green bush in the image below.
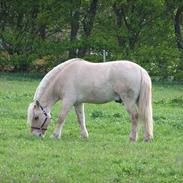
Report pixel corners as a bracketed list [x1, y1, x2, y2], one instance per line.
[127, 45, 182, 79]
[0, 42, 182, 81]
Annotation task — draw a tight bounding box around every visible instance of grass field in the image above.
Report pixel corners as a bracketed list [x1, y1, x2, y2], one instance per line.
[0, 73, 183, 183]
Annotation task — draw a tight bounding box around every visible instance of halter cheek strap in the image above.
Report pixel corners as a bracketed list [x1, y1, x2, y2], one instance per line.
[31, 104, 48, 131]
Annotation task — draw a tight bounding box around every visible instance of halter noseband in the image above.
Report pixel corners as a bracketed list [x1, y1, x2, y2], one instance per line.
[31, 104, 48, 131]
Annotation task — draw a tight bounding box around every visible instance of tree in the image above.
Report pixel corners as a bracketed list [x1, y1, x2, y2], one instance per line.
[69, 0, 81, 58]
[78, 0, 98, 57]
[165, 0, 183, 50]
[174, 5, 183, 50]
[0, 0, 182, 79]
[113, 0, 163, 53]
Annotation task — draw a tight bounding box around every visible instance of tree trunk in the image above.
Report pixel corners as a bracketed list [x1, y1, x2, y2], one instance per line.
[69, 3, 81, 58]
[78, 0, 98, 57]
[113, 3, 125, 47]
[0, 1, 7, 31]
[174, 6, 183, 50]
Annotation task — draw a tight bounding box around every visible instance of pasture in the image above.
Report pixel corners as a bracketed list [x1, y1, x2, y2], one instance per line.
[0, 73, 183, 183]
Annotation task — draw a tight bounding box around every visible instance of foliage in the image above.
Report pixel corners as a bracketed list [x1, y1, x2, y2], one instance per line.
[0, 0, 183, 79]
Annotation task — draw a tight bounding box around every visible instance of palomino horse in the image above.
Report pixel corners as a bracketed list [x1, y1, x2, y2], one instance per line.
[27, 58, 153, 141]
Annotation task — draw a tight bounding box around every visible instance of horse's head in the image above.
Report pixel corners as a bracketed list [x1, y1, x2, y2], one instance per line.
[27, 100, 51, 137]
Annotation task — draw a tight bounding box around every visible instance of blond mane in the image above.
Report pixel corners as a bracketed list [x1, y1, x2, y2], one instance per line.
[34, 58, 82, 100]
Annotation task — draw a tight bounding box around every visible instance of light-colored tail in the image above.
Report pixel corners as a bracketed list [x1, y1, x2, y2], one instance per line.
[138, 68, 153, 141]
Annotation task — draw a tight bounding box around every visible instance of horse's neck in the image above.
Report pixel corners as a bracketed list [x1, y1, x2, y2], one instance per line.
[36, 87, 58, 112]
[34, 59, 80, 111]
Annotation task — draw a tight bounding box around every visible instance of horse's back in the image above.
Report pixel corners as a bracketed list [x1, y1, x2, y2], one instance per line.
[62, 60, 142, 77]
[60, 59, 143, 91]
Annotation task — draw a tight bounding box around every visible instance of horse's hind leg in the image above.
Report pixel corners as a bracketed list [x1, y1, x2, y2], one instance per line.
[52, 100, 73, 139]
[75, 103, 88, 139]
[123, 99, 138, 142]
[129, 111, 138, 142]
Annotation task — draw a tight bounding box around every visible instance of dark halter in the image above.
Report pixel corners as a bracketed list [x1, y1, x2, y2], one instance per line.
[31, 104, 48, 131]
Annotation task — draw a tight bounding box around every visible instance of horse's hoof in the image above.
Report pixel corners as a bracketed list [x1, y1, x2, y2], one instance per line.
[144, 134, 153, 142]
[81, 131, 89, 139]
[129, 133, 137, 142]
[129, 137, 137, 143]
[50, 134, 60, 139]
[144, 137, 153, 142]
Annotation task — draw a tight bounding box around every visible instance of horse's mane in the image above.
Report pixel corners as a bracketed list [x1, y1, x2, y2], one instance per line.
[34, 58, 81, 100]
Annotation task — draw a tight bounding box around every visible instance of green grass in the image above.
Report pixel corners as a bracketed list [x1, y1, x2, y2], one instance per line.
[0, 73, 183, 183]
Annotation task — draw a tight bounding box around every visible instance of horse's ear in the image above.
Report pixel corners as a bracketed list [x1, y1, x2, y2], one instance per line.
[36, 100, 40, 107]
[34, 100, 40, 109]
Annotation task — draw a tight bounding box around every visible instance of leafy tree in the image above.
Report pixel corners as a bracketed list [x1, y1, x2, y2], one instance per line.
[165, 0, 183, 50]
[0, 0, 182, 80]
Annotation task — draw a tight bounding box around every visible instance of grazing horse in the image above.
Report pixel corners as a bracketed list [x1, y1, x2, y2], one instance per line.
[27, 58, 153, 141]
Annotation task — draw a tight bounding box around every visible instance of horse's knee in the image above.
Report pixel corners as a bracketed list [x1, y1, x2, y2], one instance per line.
[58, 106, 71, 124]
[58, 115, 65, 124]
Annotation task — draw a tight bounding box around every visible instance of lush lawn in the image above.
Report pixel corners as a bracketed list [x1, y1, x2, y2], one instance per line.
[0, 73, 183, 183]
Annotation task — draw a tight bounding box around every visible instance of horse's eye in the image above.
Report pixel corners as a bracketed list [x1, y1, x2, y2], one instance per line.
[34, 116, 39, 120]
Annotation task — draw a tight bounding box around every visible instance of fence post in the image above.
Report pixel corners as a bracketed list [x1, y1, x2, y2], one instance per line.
[103, 49, 106, 62]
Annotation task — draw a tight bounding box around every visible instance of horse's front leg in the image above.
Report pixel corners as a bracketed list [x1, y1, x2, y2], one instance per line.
[75, 103, 88, 139]
[52, 100, 73, 139]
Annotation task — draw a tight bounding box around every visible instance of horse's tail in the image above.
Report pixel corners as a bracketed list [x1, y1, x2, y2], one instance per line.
[137, 68, 153, 140]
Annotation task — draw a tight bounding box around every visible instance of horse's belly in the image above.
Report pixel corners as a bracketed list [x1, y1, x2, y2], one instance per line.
[78, 88, 115, 104]
[83, 97, 113, 104]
